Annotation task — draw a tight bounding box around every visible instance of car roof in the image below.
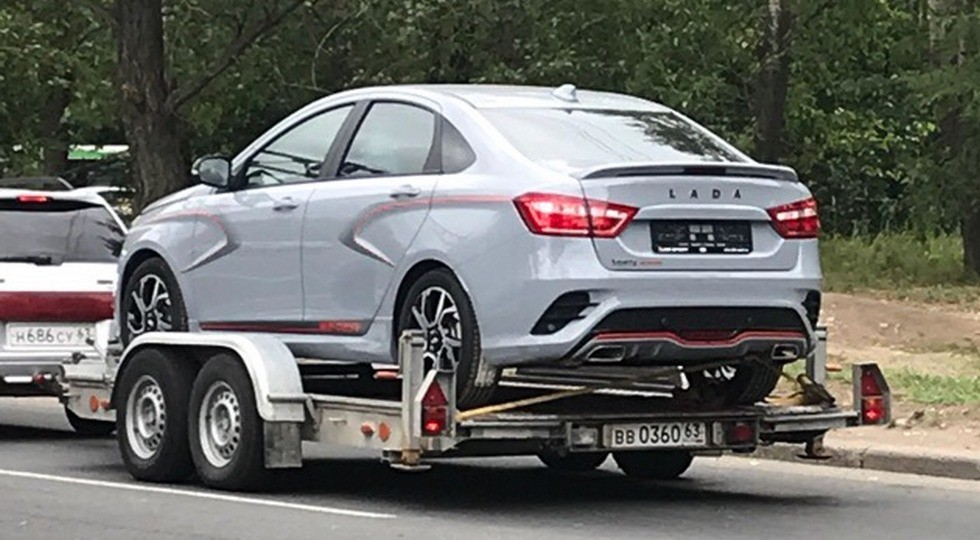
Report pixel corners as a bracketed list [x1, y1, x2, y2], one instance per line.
[335, 83, 671, 112]
[0, 176, 73, 190]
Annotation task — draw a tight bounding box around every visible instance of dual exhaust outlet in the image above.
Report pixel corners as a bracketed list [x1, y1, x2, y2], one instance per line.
[584, 342, 803, 364]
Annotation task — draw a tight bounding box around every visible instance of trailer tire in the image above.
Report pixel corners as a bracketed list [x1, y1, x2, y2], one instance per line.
[538, 450, 609, 472]
[188, 354, 268, 491]
[65, 407, 115, 437]
[613, 451, 694, 480]
[116, 347, 196, 483]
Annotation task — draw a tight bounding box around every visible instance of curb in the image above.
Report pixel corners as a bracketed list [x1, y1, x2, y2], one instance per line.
[749, 443, 980, 481]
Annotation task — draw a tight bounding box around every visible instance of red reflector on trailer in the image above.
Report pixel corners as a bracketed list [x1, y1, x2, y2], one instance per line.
[727, 422, 756, 444]
[862, 397, 886, 424]
[421, 381, 449, 436]
[0, 292, 114, 322]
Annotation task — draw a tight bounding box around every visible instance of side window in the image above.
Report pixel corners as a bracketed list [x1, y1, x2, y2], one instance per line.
[441, 118, 476, 173]
[338, 102, 437, 178]
[244, 105, 353, 187]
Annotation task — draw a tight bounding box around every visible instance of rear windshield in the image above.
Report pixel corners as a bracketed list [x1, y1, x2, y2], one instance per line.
[0, 200, 124, 263]
[481, 108, 746, 172]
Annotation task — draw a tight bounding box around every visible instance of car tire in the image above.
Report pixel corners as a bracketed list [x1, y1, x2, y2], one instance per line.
[116, 347, 196, 483]
[396, 268, 498, 409]
[65, 407, 115, 437]
[613, 450, 694, 480]
[538, 450, 609, 472]
[188, 353, 269, 491]
[120, 257, 188, 347]
[727, 359, 783, 405]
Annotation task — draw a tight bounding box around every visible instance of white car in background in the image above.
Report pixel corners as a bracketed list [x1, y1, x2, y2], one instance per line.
[0, 186, 126, 434]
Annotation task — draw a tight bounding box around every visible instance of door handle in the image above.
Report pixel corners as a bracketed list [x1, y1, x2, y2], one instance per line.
[272, 196, 300, 211]
[390, 184, 421, 199]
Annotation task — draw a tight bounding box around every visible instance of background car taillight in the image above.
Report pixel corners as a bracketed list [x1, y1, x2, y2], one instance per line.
[767, 197, 820, 239]
[514, 192, 638, 238]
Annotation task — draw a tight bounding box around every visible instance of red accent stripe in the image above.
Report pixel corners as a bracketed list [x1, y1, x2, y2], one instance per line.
[200, 320, 364, 335]
[593, 330, 806, 347]
[0, 292, 114, 322]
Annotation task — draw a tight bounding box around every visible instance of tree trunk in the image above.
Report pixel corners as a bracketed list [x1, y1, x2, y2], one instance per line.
[963, 208, 980, 276]
[754, 0, 794, 163]
[39, 84, 71, 176]
[113, 0, 188, 212]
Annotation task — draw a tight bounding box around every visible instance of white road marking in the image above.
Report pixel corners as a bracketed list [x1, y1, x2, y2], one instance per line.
[0, 468, 396, 519]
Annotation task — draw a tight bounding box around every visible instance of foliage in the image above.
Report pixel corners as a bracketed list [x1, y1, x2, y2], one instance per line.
[0, 0, 978, 269]
[821, 233, 973, 291]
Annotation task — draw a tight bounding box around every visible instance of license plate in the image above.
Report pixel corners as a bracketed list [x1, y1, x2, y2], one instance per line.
[605, 421, 707, 449]
[5, 324, 95, 348]
[651, 221, 752, 254]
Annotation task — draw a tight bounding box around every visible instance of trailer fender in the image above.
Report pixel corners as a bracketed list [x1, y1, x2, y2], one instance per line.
[112, 332, 306, 424]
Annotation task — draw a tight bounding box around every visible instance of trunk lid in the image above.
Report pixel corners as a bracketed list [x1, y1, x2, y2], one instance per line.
[575, 163, 813, 272]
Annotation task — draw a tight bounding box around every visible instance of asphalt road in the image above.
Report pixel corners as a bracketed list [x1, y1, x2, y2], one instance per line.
[2, 398, 978, 540]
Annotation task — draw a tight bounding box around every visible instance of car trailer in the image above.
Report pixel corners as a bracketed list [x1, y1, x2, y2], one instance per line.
[56, 327, 890, 491]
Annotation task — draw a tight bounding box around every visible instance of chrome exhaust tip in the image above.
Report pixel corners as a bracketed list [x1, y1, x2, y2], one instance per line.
[585, 345, 627, 363]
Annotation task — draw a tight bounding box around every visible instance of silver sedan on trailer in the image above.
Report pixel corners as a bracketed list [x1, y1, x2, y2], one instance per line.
[115, 84, 822, 407]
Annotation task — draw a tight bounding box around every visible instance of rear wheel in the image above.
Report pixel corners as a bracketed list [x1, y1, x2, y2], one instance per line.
[65, 407, 115, 437]
[115, 347, 196, 482]
[613, 450, 694, 480]
[685, 358, 783, 407]
[121, 258, 188, 347]
[396, 268, 498, 408]
[538, 450, 609, 472]
[188, 354, 268, 491]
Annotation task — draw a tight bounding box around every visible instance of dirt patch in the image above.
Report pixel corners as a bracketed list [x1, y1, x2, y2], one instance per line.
[822, 292, 980, 351]
[808, 293, 980, 454]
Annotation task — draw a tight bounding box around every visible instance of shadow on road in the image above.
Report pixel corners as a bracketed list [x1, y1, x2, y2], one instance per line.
[0, 424, 110, 442]
[267, 457, 838, 512]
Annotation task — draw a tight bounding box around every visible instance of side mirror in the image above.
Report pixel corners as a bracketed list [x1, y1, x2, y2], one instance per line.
[191, 155, 233, 188]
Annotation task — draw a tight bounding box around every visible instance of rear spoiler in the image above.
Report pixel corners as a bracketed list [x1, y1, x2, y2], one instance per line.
[574, 162, 799, 182]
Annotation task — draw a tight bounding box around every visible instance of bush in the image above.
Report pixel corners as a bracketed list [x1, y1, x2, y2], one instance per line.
[821, 233, 973, 291]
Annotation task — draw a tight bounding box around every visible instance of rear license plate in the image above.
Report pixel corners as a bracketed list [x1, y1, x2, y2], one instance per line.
[651, 221, 752, 254]
[5, 324, 94, 348]
[604, 421, 707, 449]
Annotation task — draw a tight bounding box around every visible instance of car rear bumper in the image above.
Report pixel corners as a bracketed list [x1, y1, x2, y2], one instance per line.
[0, 350, 87, 396]
[454, 233, 820, 367]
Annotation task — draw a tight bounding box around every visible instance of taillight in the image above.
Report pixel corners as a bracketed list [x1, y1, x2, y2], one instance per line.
[0, 292, 114, 322]
[421, 380, 449, 436]
[854, 363, 890, 425]
[767, 197, 820, 238]
[514, 192, 637, 238]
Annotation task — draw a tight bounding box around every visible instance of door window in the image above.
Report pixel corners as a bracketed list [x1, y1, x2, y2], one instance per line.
[243, 105, 353, 187]
[338, 102, 438, 178]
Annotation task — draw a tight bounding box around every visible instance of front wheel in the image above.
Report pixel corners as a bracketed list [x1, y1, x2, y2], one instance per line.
[396, 269, 498, 408]
[120, 258, 189, 347]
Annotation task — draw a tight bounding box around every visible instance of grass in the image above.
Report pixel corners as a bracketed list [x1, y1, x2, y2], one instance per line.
[886, 370, 980, 405]
[821, 233, 980, 308]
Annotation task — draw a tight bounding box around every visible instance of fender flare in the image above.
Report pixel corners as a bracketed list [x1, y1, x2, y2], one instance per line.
[111, 332, 306, 423]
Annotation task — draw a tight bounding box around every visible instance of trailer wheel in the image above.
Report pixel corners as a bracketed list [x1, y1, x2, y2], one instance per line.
[613, 451, 694, 480]
[116, 347, 196, 482]
[538, 450, 609, 472]
[188, 354, 268, 491]
[65, 407, 115, 437]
